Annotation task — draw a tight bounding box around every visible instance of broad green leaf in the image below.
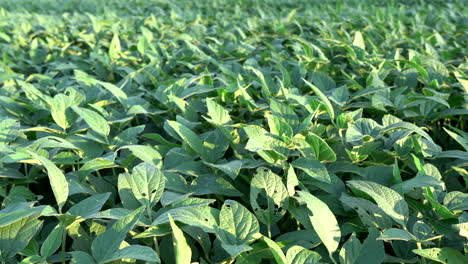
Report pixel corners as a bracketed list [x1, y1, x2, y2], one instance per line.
[0, 118, 20, 144]
[296, 190, 341, 257]
[392, 174, 443, 194]
[262, 236, 287, 264]
[246, 66, 273, 98]
[339, 233, 361, 264]
[118, 173, 142, 210]
[109, 33, 121, 60]
[0, 206, 48, 227]
[340, 194, 393, 229]
[339, 228, 384, 264]
[118, 145, 162, 168]
[206, 98, 231, 125]
[216, 200, 260, 258]
[97, 81, 128, 108]
[378, 228, 417, 242]
[0, 216, 43, 261]
[244, 125, 290, 162]
[382, 122, 436, 145]
[305, 133, 336, 162]
[169, 214, 192, 264]
[40, 222, 63, 258]
[26, 151, 69, 211]
[346, 118, 381, 143]
[50, 94, 72, 130]
[413, 248, 467, 264]
[423, 188, 457, 219]
[287, 166, 299, 196]
[153, 206, 218, 233]
[270, 98, 300, 133]
[444, 191, 468, 211]
[71, 106, 110, 139]
[102, 245, 159, 263]
[250, 167, 289, 226]
[303, 78, 335, 120]
[166, 120, 204, 156]
[443, 127, 468, 151]
[347, 180, 409, 226]
[286, 245, 322, 264]
[124, 162, 165, 208]
[70, 251, 96, 264]
[91, 207, 144, 263]
[292, 157, 331, 183]
[205, 160, 243, 180]
[353, 31, 365, 50]
[266, 113, 293, 138]
[67, 193, 111, 218]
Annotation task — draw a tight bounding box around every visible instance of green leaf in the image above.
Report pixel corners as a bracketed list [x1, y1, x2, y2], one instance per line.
[296, 190, 341, 257]
[70, 251, 96, 264]
[166, 120, 204, 156]
[40, 222, 63, 258]
[262, 236, 287, 264]
[153, 206, 218, 233]
[339, 233, 361, 264]
[246, 66, 273, 98]
[26, 151, 69, 211]
[205, 160, 243, 180]
[250, 167, 289, 226]
[340, 194, 393, 229]
[67, 193, 111, 218]
[444, 191, 468, 211]
[346, 118, 381, 143]
[124, 162, 165, 208]
[50, 94, 72, 130]
[0, 206, 48, 227]
[270, 98, 300, 133]
[392, 174, 443, 194]
[91, 207, 145, 263]
[353, 31, 366, 50]
[305, 133, 336, 162]
[97, 81, 128, 108]
[286, 245, 322, 264]
[118, 173, 142, 210]
[0, 216, 43, 261]
[443, 127, 468, 151]
[118, 145, 163, 168]
[168, 214, 192, 264]
[287, 166, 299, 196]
[206, 98, 231, 125]
[0, 118, 20, 144]
[244, 125, 290, 162]
[382, 122, 436, 146]
[291, 157, 331, 183]
[347, 180, 409, 226]
[413, 248, 467, 264]
[109, 33, 121, 60]
[303, 78, 335, 120]
[266, 113, 293, 138]
[101, 245, 160, 263]
[423, 188, 457, 219]
[339, 228, 384, 264]
[216, 200, 260, 258]
[378, 228, 417, 242]
[71, 106, 110, 139]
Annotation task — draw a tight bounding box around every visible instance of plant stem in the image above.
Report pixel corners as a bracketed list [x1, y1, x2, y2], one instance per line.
[146, 206, 160, 255]
[417, 242, 426, 264]
[61, 224, 67, 264]
[329, 253, 338, 264]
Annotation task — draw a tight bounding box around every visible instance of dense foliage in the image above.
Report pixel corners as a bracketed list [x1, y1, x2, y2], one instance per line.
[0, 0, 467, 263]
